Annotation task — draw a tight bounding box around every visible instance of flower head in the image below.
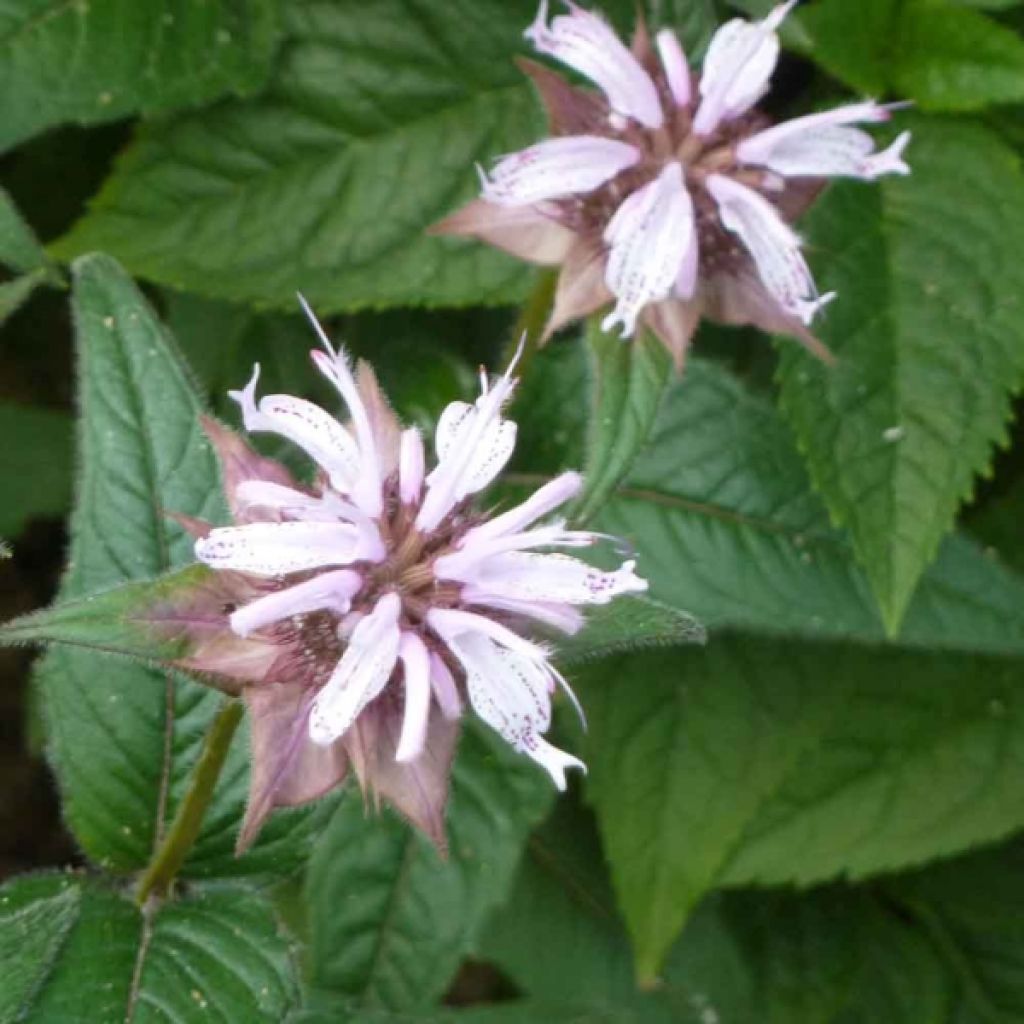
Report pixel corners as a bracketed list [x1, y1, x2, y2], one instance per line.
[185, 299, 645, 849]
[435, 1, 911, 366]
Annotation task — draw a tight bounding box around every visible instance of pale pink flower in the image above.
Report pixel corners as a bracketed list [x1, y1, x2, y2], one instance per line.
[187, 299, 645, 848]
[435, 1, 911, 366]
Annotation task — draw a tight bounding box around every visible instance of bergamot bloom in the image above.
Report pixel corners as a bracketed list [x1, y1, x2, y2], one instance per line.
[182, 299, 645, 849]
[435, 1, 910, 366]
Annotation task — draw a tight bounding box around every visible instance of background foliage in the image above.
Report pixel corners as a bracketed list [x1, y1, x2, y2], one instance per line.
[3, 0, 1024, 1020]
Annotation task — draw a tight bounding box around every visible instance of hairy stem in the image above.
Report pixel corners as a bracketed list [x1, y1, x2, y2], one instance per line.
[135, 698, 244, 906]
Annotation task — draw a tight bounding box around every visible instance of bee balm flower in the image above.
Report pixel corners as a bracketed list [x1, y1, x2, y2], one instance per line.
[186, 299, 645, 849]
[435, 1, 910, 365]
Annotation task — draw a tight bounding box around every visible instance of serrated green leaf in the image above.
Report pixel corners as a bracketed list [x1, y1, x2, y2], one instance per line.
[0, 873, 296, 1022]
[578, 643, 848, 982]
[1, 565, 225, 667]
[580, 636, 1024, 979]
[572, 320, 672, 527]
[0, 402, 72, 537]
[805, 0, 1024, 109]
[588, 356, 1024, 654]
[51, 0, 543, 312]
[484, 807, 951, 1022]
[0, 0, 280, 153]
[777, 117, 1024, 633]
[306, 725, 553, 1011]
[720, 650, 1024, 888]
[38, 253, 320, 878]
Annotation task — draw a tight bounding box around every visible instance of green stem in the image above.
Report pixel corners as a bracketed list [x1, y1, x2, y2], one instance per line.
[502, 267, 558, 389]
[135, 699, 244, 906]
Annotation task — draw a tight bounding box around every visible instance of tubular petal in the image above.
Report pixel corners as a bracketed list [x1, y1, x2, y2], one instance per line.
[456, 552, 648, 605]
[416, 361, 520, 531]
[308, 594, 401, 745]
[526, 0, 664, 129]
[195, 521, 370, 575]
[300, 296, 383, 518]
[230, 569, 363, 637]
[229, 366, 361, 495]
[738, 103, 912, 179]
[399, 428, 425, 505]
[482, 136, 641, 206]
[429, 653, 463, 720]
[655, 28, 691, 107]
[444, 630, 584, 788]
[396, 633, 432, 762]
[235, 481, 350, 522]
[707, 172, 834, 325]
[601, 162, 697, 336]
[693, 1, 795, 136]
[461, 471, 582, 545]
[463, 590, 585, 635]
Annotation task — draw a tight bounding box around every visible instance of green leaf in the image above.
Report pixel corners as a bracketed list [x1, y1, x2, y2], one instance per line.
[572, 320, 673, 526]
[580, 637, 1024, 979]
[291, 998, 672, 1023]
[0, 269, 47, 324]
[0, 875, 80, 1020]
[0, 187, 47, 273]
[590, 356, 1024, 654]
[38, 254, 320, 878]
[0, 402, 72, 537]
[480, 797, 642, 1005]
[556, 596, 706, 664]
[719, 648, 1024, 889]
[805, 0, 1024, 109]
[51, 0, 542, 311]
[578, 643, 847, 983]
[777, 117, 1024, 633]
[0, 0, 280, 153]
[484, 808, 951, 1022]
[0, 873, 296, 1022]
[889, 838, 1024, 1021]
[306, 725, 553, 1010]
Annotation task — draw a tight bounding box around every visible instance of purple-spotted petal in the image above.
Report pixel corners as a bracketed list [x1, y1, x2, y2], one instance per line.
[459, 552, 647, 606]
[481, 135, 641, 206]
[693, 1, 796, 136]
[602, 161, 697, 336]
[229, 366, 362, 495]
[416, 355, 520, 532]
[442, 629, 584, 789]
[195, 521, 377, 575]
[707, 172, 835, 325]
[738, 102, 911, 179]
[526, 0, 663, 129]
[308, 593, 402, 745]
